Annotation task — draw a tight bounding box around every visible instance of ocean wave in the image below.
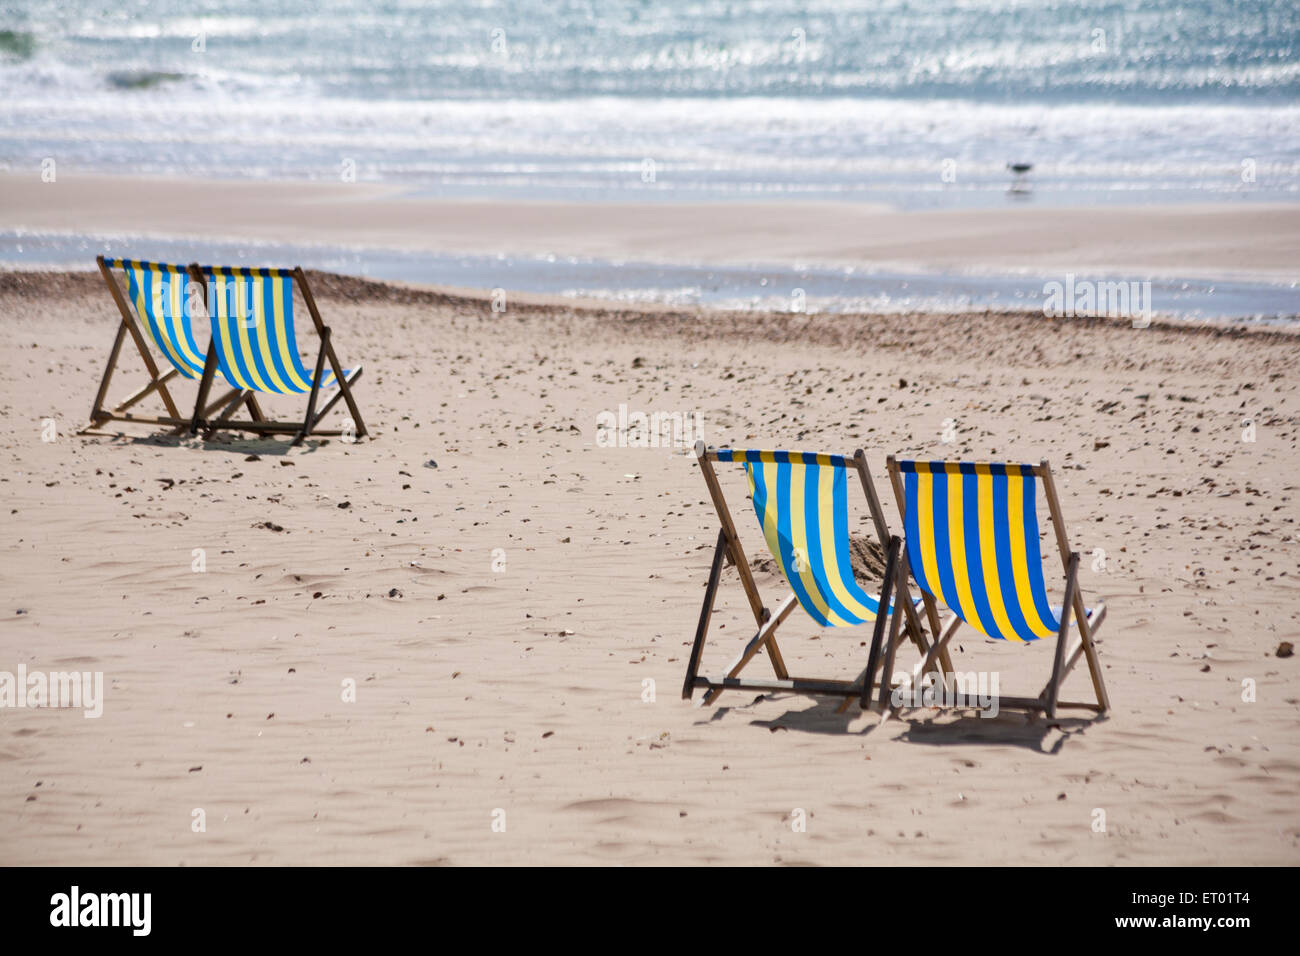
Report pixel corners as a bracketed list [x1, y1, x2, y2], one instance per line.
[1, 0, 1297, 103]
[0, 1, 1296, 201]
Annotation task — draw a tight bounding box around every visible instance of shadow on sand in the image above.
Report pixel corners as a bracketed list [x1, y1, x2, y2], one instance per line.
[83, 429, 338, 456]
[705, 694, 1104, 753]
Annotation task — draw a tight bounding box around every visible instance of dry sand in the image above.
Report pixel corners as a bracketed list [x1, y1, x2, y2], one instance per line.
[1, 269, 1298, 866]
[4, 171, 1300, 279]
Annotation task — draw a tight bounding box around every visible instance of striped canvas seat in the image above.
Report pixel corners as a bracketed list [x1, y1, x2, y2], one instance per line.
[200, 266, 348, 393]
[103, 259, 207, 379]
[716, 449, 888, 627]
[687, 442, 937, 709]
[895, 460, 1069, 643]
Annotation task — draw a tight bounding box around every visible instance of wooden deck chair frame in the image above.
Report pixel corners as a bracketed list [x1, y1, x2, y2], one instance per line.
[682, 441, 951, 711]
[884, 456, 1111, 719]
[85, 256, 254, 435]
[186, 265, 367, 446]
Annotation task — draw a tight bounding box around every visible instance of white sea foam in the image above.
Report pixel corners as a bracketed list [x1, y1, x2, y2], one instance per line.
[0, 0, 1296, 201]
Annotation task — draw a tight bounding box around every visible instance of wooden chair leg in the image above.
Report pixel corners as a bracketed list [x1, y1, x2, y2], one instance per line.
[764, 628, 790, 681]
[1039, 461, 1111, 714]
[700, 596, 795, 706]
[296, 267, 367, 438]
[294, 329, 329, 445]
[83, 338, 182, 432]
[683, 529, 728, 700]
[202, 385, 254, 438]
[191, 342, 220, 434]
[87, 320, 129, 427]
[300, 367, 362, 436]
[876, 571, 908, 713]
[1075, 601, 1110, 713]
[905, 613, 962, 701]
[859, 536, 900, 709]
[1044, 552, 1080, 719]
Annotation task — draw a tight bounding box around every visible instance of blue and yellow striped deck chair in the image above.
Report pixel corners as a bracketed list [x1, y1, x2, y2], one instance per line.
[886, 457, 1111, 717]
[683, 442, 936, 710]
[186, 264, 367, 445]
[87, 257, 252, 434]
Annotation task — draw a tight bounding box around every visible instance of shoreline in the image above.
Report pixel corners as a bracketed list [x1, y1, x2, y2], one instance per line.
[3, 171, 1299, 283]
[4, 267, 1297, 342]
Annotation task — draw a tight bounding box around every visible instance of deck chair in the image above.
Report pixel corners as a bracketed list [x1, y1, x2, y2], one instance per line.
[884, 457, 1111, 718]
[86, 257, 254, 434]
[186, 264, 367, 445]
[683, 442, 942, 710]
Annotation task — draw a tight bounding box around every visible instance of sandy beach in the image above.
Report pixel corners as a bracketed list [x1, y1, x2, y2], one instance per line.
[1, 263, 1297, 866]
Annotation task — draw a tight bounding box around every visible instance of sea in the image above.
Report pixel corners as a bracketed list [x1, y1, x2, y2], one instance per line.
[1, 0, 1297, 319]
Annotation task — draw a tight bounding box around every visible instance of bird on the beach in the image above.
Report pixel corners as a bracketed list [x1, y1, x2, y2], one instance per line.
[1006, 161, 1033, 195]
